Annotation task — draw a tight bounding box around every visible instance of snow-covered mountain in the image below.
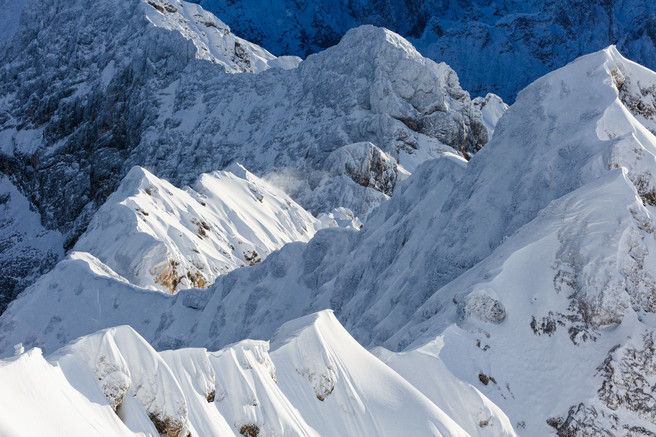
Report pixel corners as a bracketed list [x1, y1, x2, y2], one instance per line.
[193, 0, 656, 102]
[0, 0, 497, 312]
[4, 45, 656, 435]
[0, 311, 515, 436]
[74, 164, 322, 293]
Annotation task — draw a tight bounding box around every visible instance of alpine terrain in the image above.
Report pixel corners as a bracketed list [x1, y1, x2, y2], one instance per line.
[2, 0, 656, 436]
[192, 0, 656, 101]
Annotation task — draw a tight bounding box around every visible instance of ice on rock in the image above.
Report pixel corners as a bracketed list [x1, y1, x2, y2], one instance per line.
[325, 142, 398, 196]
[471, 94, 508, 140]
[7, 4, 656, 434]
[3, 47, 655, 361]
[192, 0, 656, 102]
[0, 177, 64, 313]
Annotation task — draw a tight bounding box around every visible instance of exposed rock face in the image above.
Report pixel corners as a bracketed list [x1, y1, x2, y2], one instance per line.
[325, 142, 398, 196]
[0, 177, 63, 313]
[195, 0, 656, 102]
[458, 290, 506, 324]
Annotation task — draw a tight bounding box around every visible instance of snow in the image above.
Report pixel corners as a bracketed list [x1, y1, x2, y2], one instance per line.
[471, 94, 508, 139]
[372, 340, 516, 437]
[74, 164, 323, 293]
[141, 0, 285, 73]
[0, 348, 134, 436]
[0, 312, 507, 436]
[0, 0, 28, 43]
[4, 0, 656, 433]
[269, 311, 471, 437]
[5, 44, 656, 434]
[192, 0, 656, 102]
[1, 2, 500, 251]
[1, 0, 506, 317]
[0, 177, 64, 312]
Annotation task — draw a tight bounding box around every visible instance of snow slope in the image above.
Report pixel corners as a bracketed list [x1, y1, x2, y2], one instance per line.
[268, 311, 471, 437]
[74, 164, 322, 293]
[4, 45, 656, 434]
[0, 347, 136, 436]
[0, 312, 514, 436]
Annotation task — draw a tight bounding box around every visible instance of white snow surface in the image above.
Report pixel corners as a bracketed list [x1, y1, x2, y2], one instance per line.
[1, 3, 500, 242]
[471, 93, 508, 139]
[268, 311, 472, 437]
[4, 45, 656, 434]
[0, 347, 136, 436]
[74, 164, 322, 293]
[0, 312, 514, 436]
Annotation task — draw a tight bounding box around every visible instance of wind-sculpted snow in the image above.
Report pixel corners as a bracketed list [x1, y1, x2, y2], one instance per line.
[268, 311, 475, 437]
[4, 46, 656, 435]
[0, 312, 513, 436]
[74, 165, 322, 294]
[0, 0, 496, 306]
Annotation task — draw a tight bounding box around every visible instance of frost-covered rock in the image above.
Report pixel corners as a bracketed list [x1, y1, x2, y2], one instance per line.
[0, 177, 63, 313]
[0, 0, 500, 306]
[457, 290, 506, 324]
[194, 0, 656, 102]
[325, 142, 398, 197]
[317, 207, 363, 230]
[3, 46, 656, 435]
[471, 94, 508, 140]
[141, 0, 294, 73]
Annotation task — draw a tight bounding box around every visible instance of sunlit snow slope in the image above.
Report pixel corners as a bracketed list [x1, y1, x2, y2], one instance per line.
[74, 164, 322, 293]
[0, 311, 515, 436]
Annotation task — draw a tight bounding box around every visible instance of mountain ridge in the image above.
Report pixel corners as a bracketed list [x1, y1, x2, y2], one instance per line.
[3, 44, 656, 434]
